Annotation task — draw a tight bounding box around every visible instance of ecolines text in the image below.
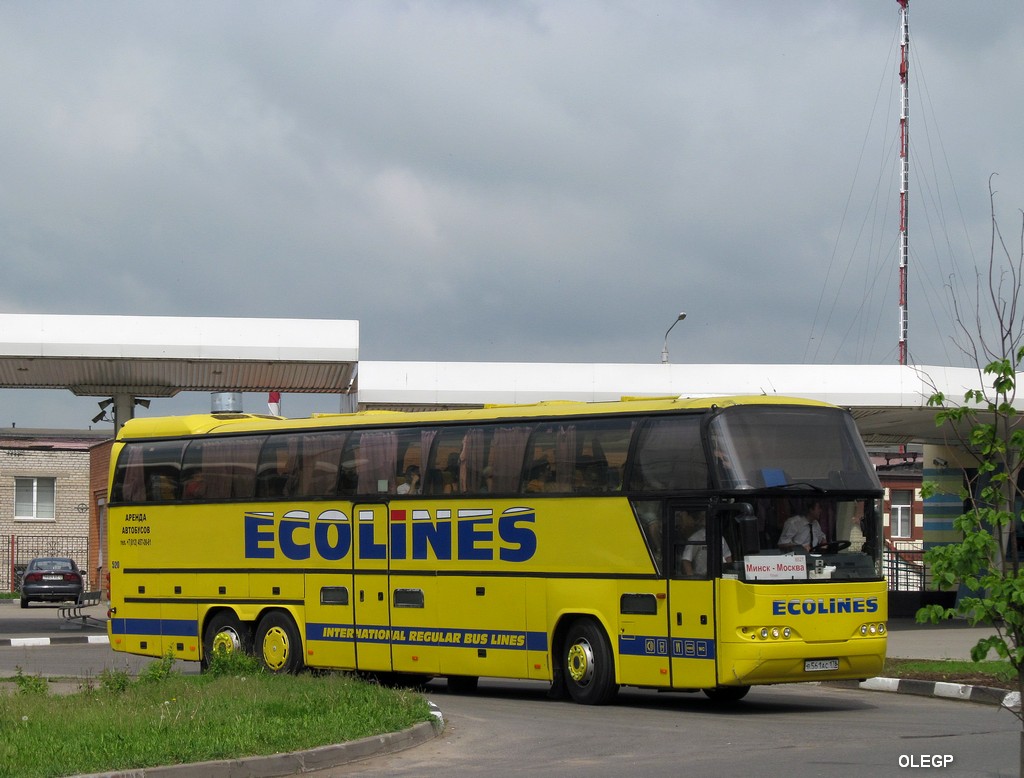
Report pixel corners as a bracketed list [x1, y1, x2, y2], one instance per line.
[771, 596, 879, 616]
[244, 506, 538, 563]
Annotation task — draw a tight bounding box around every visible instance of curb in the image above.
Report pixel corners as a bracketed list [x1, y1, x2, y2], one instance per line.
[0, 635, 109, 648]
[834, 677, 1021, 711]
[75, 702, 445, 778]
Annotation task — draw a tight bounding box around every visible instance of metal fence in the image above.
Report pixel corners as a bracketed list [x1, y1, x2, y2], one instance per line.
[884, 540, 930, 592]
[2, 535, 90, 593]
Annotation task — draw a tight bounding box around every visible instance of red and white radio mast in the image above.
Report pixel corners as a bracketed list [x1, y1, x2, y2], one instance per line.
[897, 0, 910, 365]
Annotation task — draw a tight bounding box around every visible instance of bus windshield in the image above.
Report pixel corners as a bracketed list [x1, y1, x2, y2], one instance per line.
[707, 405, 879, 492]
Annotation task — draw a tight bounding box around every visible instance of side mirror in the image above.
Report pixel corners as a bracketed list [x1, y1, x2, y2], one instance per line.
[737, 514, 760, 555]
[715, 502, 761, 556]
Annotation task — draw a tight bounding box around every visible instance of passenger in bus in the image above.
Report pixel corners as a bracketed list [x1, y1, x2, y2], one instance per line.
[443, 453, 461, 493]
[424, 468, 446, 495]
[396, 465, 421, 495]
[525, 458, 552, 492]
[778, 500, 827, 552]
[577, 457, 609, 492]
[182, 472, 207, 499]
[679, 511, 732, 576]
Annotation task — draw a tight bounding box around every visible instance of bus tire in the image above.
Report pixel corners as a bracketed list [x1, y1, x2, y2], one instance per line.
[201, 611, 252, 671]
[562, 618, 618, 705]
[703, 685, 750, 703]
[254, 611, 304, 674]
[447, 675, 479, 694]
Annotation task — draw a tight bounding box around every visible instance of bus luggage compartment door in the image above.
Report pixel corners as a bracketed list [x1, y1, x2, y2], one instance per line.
[668, 578, 717, 688]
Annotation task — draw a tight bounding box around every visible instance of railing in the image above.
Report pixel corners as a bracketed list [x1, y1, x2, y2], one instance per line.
[884, 539, 929, 591]
[3, 535, 90, 593]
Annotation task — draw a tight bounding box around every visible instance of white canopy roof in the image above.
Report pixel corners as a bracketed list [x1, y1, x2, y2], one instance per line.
[0, 314, 358, 397]
[0, 314, 1005, 444]
[359, 361, 997, 445]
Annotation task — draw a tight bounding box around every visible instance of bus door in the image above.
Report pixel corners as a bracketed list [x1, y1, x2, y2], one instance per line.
[667, 501, 719, 689]
[352, 502, 393, 671]
[304, 508, 357, 670]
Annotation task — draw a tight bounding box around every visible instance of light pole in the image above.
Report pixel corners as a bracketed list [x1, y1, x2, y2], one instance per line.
[661, 312, 687, 364]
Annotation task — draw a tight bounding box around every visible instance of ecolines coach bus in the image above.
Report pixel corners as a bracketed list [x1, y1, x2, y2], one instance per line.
[106, 395, 886, 704]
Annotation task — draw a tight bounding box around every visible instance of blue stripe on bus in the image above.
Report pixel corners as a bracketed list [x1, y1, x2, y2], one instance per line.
[619, 634, 716, 660]
[306, 622, 548, 651]
[110, 618, 199, 638]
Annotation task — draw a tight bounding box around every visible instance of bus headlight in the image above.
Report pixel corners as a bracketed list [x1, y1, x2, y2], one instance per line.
[782, 627, 792, 639]
[760, 628, 769, 639]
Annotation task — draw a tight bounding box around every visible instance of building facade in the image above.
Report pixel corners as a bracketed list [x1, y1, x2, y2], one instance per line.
[0, 428, 109, 592]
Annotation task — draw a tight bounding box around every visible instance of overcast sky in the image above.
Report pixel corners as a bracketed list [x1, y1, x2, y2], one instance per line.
[2, 1, 1023, 428]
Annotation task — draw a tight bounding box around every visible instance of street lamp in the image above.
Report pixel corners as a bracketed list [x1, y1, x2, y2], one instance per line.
[661, 312, 687, 364]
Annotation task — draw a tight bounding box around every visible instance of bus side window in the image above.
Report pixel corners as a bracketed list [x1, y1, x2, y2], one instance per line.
[523, 424, 573, 493]
[112, 440, 187, 503]
[485, 425, 532, 493]
[425, 427, 468, 495]
[355, 430, 397, 494]
[395, 428, 431, 495]
[256, 434, 301, 499]
[181, 436, 263, 500]
[629, 416, 706, 491]
[338, 435, 359, 496]
[298, 430, 347, 497]
[571, 418, 634, 494]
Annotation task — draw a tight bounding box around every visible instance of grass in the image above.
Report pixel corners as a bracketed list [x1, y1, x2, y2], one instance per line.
[884, 657, 1018, 690]
[0, 652, 434, 778]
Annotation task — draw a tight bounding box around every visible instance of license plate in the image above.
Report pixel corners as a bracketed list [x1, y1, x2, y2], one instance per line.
[42, 575, 63, 581]
[805, 658, 839, 672]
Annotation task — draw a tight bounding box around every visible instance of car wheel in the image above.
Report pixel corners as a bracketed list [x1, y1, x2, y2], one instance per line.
[20, 597, 28, 609]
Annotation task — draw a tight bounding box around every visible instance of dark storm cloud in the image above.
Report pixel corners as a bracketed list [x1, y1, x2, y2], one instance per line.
[0, 1, 1022, 425]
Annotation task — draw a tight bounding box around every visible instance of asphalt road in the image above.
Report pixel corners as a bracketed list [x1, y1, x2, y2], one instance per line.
[331, 677, 1019, 777]
[1, 602, 1018, 777]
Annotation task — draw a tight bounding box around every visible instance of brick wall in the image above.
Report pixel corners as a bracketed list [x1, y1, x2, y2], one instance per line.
[0, 430, 110, 590]
[89, 440, 113, 595]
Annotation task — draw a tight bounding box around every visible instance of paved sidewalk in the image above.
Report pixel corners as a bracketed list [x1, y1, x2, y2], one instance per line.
[885, 616, 1006, 661]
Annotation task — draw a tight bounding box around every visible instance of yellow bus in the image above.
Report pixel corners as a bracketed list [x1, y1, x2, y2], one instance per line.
[106, 395, 886, 704]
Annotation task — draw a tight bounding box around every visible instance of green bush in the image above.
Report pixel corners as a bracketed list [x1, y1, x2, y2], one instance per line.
[12, 668, 48, 697]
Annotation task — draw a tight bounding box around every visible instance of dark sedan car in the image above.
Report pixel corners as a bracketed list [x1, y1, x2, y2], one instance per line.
[20, 557, 84, 608]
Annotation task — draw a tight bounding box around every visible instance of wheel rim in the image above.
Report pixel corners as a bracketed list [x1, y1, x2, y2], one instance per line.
[567, 638, 595, 686]
[211, 627, 242, 656]
[261, 625, 291, 671]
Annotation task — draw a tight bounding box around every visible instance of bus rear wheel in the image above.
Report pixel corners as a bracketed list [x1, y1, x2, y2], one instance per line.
[255, 611, 304, 674]
[562, 618, 618, 705]
[201, 611, 252, 671]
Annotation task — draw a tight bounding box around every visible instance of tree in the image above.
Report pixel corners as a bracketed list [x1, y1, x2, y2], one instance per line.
[918, 178, 1024, 773]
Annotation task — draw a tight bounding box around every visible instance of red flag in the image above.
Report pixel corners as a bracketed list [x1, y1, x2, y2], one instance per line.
[268, 391, 281, 416]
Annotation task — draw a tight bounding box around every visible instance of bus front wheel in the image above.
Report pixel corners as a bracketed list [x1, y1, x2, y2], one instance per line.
[447, 675, 479, 694]
[201, 611, 252, 671]
[562, 618, 618, 705]
[703, 685, 750, 703]
[255, 611, 304, 674]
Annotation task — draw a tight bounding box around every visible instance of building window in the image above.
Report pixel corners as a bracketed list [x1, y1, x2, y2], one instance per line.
[15, 477, 56, 520]
[891, 488, 913, 538]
